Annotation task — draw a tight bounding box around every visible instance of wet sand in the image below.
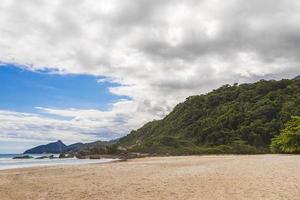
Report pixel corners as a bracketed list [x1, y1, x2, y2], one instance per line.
[0, 155, 299, 200]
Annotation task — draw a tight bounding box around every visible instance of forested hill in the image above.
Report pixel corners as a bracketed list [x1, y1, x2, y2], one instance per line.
[118, 76, 300, 154]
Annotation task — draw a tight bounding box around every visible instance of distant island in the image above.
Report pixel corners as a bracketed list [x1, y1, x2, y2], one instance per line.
[23, 140, 114, 157]
[24, 140, 69, 154]
[25, 77, 300, 157]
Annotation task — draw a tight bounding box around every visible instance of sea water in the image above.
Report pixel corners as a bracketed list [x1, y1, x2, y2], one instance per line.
[0, 154, 117, 170]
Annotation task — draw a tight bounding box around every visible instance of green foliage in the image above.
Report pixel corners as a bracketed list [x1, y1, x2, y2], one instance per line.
[270, 116, 300, 153]
[118, 77, 300, 154]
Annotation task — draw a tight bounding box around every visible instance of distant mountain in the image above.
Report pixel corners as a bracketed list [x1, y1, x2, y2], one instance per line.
[117, 76, 300, 154]
[63, 141, 109, 153]
[63, 142, 85, 152]
[24, 140, 67, 154]
[24, 140, 111, 154]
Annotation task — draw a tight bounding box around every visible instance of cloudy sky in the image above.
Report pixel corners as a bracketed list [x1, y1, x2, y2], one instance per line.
[1, 0, 300, 153]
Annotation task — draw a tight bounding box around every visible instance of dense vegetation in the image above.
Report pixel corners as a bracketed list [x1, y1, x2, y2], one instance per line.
[271, 116, 300, 153]
[118, 76, 300, 154]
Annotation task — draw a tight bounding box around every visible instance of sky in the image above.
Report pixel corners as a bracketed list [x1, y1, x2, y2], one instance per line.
[1, 0, 300, 153]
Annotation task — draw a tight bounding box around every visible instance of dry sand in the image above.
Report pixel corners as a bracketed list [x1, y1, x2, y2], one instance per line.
[0, 155, 299, 200]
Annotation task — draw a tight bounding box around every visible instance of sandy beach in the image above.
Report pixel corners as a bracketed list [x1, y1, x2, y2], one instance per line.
[0, 155, 299, 200]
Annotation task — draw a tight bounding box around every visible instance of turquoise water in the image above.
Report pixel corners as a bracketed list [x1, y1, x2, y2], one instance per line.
[0, 154, 116, 170]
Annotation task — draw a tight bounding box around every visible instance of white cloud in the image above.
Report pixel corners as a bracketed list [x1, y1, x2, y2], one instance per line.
[1, 0, 300, 143]
[0, 110, 98, 143]
[0, 107, 128, 143]
[0, 99, 157, 143]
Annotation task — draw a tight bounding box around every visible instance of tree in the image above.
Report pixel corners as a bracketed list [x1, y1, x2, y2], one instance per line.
[270, 116, 300, 153]
[118, 77, 300, 154]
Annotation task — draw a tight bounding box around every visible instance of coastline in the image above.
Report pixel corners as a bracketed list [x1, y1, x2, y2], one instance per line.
[1, 154, 300, 200]
[0, 156, 119, 171]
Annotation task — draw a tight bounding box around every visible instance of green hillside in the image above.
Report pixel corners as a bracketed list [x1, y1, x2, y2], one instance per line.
[118, 77, 300, 154]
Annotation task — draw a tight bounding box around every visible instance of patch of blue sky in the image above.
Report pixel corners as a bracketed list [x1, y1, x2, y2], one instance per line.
[0, 63, 130, 114]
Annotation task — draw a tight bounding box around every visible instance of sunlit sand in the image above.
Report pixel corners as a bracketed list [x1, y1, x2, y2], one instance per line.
[1, 155, 299, 200]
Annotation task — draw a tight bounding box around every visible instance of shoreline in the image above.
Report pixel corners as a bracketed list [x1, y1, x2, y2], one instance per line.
[0, 153, 295, 171]
[0, 157, 119, 171]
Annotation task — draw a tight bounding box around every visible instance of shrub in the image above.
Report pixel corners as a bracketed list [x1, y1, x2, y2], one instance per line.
[270, 116, 300, 153]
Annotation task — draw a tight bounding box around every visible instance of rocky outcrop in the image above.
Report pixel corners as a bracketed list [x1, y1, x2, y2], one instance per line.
[59, 153, 74, 158]
[35, 155, 55, 159]
[13, 155, 33, 159]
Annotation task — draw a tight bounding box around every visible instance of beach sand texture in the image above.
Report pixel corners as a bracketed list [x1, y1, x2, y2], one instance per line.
[0, 155, 299, 200]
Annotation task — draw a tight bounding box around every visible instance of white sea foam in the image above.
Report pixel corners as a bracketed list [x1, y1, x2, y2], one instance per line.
[0, 154, 117, 170]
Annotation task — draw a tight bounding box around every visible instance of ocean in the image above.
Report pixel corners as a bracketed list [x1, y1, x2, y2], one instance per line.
[0, 154, 117, 170]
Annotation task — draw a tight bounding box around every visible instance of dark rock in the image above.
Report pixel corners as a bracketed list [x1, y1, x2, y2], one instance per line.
[35, 155, 56, 159]
[13, 155, 33, 159]
[89, 155, 101, 159]
[59, 153, 74, 159]
[75, 154, 88, 159]
[35, 156, 49, 159]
